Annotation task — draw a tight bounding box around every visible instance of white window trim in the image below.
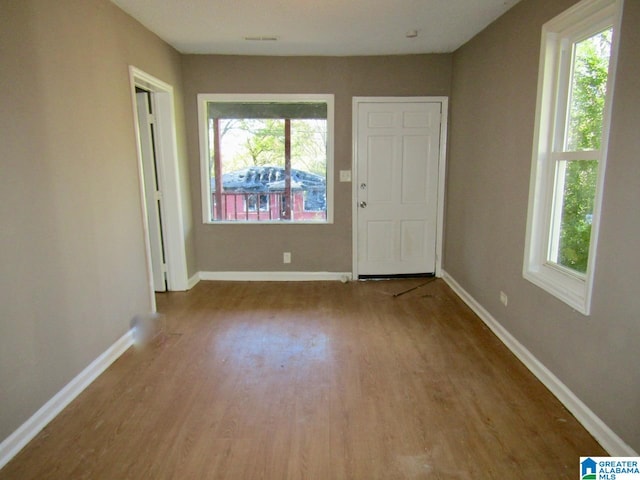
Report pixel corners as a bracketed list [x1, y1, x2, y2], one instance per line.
[197, 93, 335, 225]
[523, 0, 622, 315]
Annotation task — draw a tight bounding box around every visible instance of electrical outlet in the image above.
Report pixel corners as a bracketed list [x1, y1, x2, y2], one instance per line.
[283, 252, 291, 264]
[500, 291, 508, 306]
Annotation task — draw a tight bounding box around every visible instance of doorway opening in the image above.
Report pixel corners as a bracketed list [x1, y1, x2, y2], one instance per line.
[129, 67, 189, 310]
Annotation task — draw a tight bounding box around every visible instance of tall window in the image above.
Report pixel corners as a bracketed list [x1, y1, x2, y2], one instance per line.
[523, 0, 621, 314]
[198, 94, 334, 224]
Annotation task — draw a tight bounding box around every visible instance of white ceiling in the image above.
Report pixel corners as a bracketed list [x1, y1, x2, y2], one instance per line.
[111, 0, 522, 56]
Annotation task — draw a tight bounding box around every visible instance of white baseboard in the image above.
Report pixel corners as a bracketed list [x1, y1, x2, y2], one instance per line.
[0, 329, 134, 470]
[441, 270, 637, 456]
[199, 271, 353, 282]
[187, 272, 200, 290]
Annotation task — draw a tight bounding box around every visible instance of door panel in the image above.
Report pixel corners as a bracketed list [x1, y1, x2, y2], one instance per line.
[402, 135, 431, 204]
[368, 136, 394, 203]
[403, 111, 431, 128]
[368, 112, 396, 128]
[400, 220, 426, 262]
[367, 221, 394, 262]
[356, 101, 441, 276]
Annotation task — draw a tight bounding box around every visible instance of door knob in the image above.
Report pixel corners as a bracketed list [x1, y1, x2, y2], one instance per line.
[359, 201, 367, 208]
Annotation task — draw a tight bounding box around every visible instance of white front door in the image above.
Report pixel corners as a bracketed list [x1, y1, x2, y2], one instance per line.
[355, 100, 442, 277]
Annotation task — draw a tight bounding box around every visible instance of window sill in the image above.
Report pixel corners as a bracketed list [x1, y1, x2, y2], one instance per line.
[523, 263, 591, 315]
[203, 220, 333, 226]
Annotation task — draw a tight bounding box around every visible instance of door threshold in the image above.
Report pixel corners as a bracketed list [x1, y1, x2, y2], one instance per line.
[358, 273, 435, 280]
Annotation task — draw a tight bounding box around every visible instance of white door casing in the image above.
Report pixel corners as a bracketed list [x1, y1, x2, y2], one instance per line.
[352, 97, 447, 278]
[129, 67, 190, 310]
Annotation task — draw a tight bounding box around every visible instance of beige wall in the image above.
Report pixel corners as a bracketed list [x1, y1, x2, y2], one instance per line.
[182, 55, 452, 272]
[0, 0, 193, 441]
[446, 0, 640, 451]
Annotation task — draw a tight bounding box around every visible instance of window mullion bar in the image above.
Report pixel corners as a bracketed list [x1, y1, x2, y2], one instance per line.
[284, 119, 292, 220]
[548, 160, 567, 263]
[213, 118, 224, 221]
[552, 38, 573, 153]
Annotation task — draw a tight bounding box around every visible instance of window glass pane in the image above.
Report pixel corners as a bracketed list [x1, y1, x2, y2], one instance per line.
[549, 159, 598, 273]
[565, 28, 612, 151]
[292, 119, 327, 218]
[206, 102, 328, 222]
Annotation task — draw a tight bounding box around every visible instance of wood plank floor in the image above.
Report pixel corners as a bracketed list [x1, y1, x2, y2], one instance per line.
[0, 279, 605, 479]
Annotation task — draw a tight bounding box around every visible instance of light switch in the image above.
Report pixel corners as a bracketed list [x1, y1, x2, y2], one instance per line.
[339, 170, 352, 182]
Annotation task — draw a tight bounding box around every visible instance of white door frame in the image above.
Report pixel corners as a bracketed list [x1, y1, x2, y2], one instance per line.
[129, 66, 189, 310]
[351, 96, 448, 279]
